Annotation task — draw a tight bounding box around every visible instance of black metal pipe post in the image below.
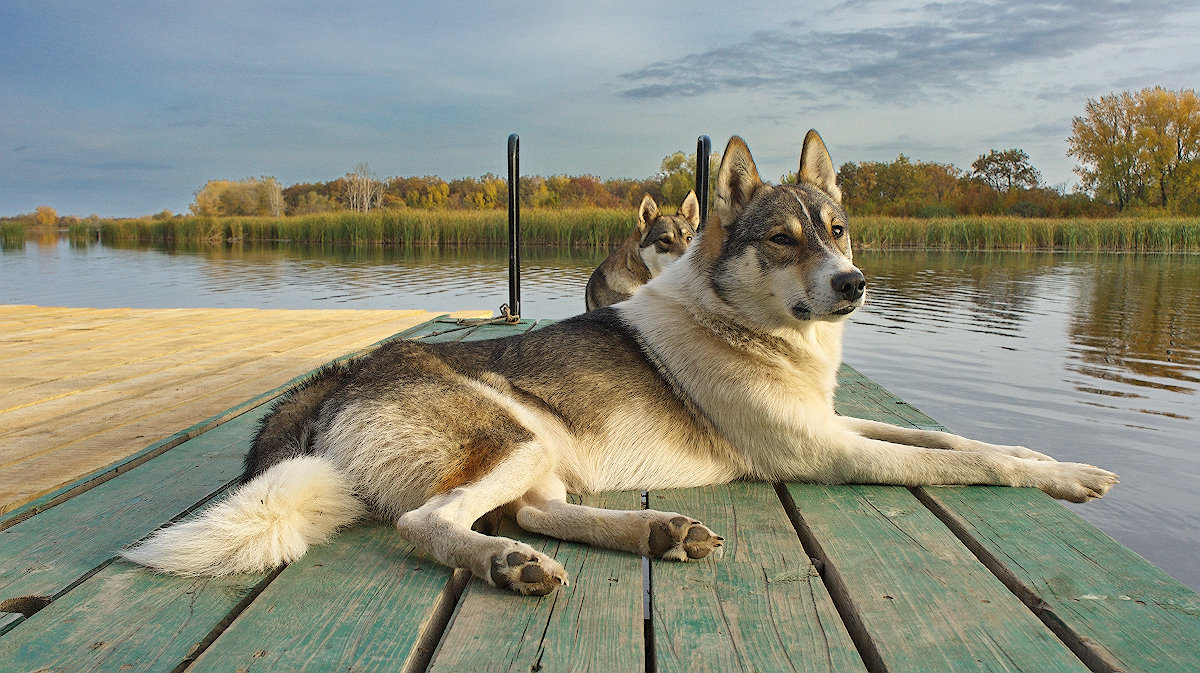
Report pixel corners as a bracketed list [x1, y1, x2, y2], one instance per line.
[507, 134, 521, 319]
[696, 135, 711, 228]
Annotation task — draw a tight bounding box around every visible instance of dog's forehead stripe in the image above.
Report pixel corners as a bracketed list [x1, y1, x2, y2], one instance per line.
[791, 191, 810, 221]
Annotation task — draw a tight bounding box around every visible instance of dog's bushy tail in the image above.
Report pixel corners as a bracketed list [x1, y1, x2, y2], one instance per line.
[122, 456, 363, 576]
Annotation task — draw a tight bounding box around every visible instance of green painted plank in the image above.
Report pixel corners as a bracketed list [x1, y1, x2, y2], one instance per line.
[428, 491, 645, 673]
[0, 318, 459, 635]
[918, 486, 1200, 673]
[837, 361, 1200, 669]
[0, 405, 268, 635]
[0, 561, 271, 673]
[649, 482, 866, 673]
[187, 521, 456, 673]
[784, 483, 1091, 672]
[834, 363, 944, 430]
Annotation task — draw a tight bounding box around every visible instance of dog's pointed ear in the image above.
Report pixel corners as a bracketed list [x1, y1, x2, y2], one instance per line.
[637, 194, 659, 233]
[678, 190, 701, 227]
[715, 137, 762, 226]
[798, 129, 842, 203]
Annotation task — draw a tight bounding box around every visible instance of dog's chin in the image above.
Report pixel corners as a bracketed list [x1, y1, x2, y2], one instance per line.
[791, 302, 859, 321]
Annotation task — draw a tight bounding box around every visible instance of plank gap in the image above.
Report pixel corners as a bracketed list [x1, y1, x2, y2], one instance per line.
[168, 565, 286, 673]
[910, 487, 1123, 673]
[404, 568, 472, 673]
[773, 483, 886, 673]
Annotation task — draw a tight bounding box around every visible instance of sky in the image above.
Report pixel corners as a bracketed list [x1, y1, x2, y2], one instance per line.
[2, 1, 1199, 217]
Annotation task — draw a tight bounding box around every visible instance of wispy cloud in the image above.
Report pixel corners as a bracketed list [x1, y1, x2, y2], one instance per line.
[619, 0, 1183, 102]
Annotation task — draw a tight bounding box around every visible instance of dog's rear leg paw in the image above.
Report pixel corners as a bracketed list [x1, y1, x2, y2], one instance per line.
[488, 545, 568, 596]
[647, 515, 723, 561]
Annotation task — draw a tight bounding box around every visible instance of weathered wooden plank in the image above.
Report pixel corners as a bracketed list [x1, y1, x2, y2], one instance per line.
[783, 483, 1090, 672]
[918, 486, 1200, 673]
[649, 482, 866, 673]
[837, 361, 1200, 670]
[0, 318, 461, 633]
[0, 406, 267, 635]
[428, 491, 645, 673]
[0, 560, 272, 673]
[186, 522, 456, 673]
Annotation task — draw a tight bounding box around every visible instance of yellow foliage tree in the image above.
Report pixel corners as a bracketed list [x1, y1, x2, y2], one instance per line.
[33, 206, 57, 226]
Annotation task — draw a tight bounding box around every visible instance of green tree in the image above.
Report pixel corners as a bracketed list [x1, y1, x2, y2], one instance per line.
[971, 149, 1041, 192]
[659, 150, 720, 207]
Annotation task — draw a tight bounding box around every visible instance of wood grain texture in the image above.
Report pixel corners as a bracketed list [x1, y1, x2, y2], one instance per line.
[0, 561, 272, 673]
[0, 306, 490, 514]
[649, 482, 866, 673]
[187, 522, 456, 673]
[428, 492, 646, 673]
[918, 485, 1200, 673]
[784, 483, 1090, 672]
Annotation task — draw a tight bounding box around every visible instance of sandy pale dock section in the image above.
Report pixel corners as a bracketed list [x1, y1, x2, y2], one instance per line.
[0, 305, 492, 515]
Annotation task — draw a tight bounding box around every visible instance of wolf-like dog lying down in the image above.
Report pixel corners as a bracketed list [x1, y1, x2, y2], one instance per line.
[124, 132, 1118, 595]
[585, 191, 699, 310]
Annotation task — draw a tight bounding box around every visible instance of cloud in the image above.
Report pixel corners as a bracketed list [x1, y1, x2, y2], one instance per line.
[618, 0, 1184, 102]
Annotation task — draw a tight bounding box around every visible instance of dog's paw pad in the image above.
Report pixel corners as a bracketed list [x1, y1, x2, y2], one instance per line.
[489, 548, 568, 596]
[648, 515, 723, 561]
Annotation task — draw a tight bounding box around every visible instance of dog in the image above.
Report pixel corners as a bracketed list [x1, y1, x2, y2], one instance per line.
[585, 191, 699, 310]
[123, 131, 1118, 595]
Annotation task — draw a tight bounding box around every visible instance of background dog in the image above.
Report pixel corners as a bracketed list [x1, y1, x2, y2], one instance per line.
[124, 132, 1117, 596]
[584, 191, 699, 310]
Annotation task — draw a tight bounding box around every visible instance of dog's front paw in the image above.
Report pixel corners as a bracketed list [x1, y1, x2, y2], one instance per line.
[488, 544, 568, 596]
[1036, 462, 1119, 503]
[646, 515, 723, 561]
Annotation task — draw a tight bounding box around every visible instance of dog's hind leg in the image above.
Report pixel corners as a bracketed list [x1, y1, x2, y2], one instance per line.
[513, 474, 724, 562]
[839, 416, 1056, 461]
[395, 439, 569, 596]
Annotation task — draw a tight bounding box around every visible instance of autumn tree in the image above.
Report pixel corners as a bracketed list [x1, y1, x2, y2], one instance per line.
[971, 149, 1041, 192]
[1069, 87, 1200, 211]
[190, 177, 284, 217]
[33, 206, 58, 225]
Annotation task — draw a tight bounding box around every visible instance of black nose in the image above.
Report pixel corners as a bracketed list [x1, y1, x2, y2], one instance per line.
[832, 269, 866, 301]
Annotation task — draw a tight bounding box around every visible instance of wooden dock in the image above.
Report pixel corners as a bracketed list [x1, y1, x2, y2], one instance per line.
[1, 316, 1198, 672]
[0, 305, 491, 515]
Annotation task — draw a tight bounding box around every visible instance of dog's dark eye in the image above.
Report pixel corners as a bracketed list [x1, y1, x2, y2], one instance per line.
[684, 234, 693, 243]
[769, 233, 797, 246]
[831, 224, 845, 239]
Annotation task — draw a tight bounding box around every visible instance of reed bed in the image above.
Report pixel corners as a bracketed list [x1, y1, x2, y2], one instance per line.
[853, 216, 1200, 252]
[90, 211, 1200, 252]
[96, 209, 636, 247]
[1, 221, 26, 244]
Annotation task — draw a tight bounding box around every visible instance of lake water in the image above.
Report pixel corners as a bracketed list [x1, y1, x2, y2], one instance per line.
[3, 235, 1198, 592]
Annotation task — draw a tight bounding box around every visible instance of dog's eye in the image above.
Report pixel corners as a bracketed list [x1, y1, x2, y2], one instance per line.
[831, 224, 845, 239]
[769, 233, 797, 246]
[684, 234, 693, 243]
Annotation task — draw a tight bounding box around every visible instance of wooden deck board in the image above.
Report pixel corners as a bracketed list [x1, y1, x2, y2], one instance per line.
[0, 305, 491, 514]
[649, 482, 865, 673]
[0, 315, 1197, 672]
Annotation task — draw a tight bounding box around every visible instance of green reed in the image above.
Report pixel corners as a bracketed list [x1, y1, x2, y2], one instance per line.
[853, 216, 1200, 252]
[96, 209, 638, 247]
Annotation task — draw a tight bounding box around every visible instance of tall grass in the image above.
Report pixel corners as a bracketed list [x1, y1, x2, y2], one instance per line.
[93, 211, 1200, 252]
[97, 209, 636, 247]
[853, 215, 1200, 252]
[1, 221, 26, 243]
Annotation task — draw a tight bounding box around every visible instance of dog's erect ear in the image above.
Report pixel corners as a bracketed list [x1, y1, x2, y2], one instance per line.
[798, 129, 842, 203]
[637, 194, 659, 233]
[678, 190, 701, 227]
[715, 136, 763, 226]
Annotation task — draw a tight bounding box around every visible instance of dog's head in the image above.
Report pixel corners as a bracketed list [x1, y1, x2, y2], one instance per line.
[637, 191, 700, 276]
[698, 131, 865, 328]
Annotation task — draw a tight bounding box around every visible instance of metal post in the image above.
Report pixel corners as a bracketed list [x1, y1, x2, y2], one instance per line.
[696, 135, 711, 228]
[506, 134, 521, 321]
